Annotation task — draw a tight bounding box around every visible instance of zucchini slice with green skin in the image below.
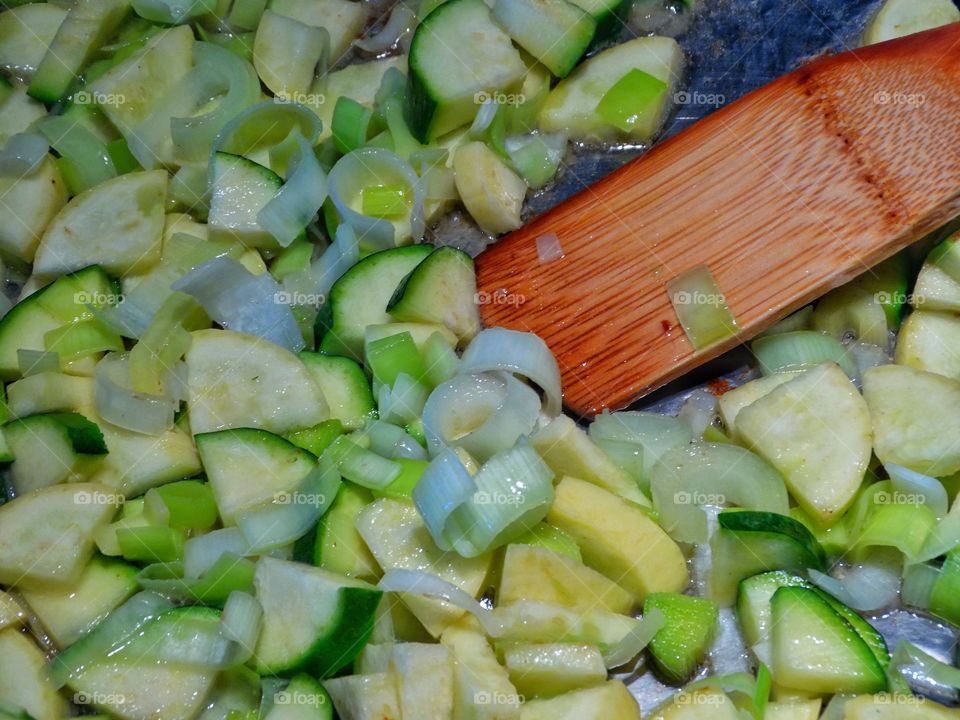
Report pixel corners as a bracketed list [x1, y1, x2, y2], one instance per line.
[196, 428, 317, 525]
[314, 483, 380, 582]
[208, 152, 284, 248]
[0, 4, 68, 82]
[388, 246, 481, 344]
[19, 555, 138, 647]
[65, 607, 219, 720]
[736, 570, 810, 648]
[644, 592, 719, 684]
[567, 0, 630, 43]
[0, 628, 66, 720]
[406, 0, 527, 141]
[0, 155, 68, 265]
[709, 510, 826, 606]
[770, 586, 887, 695]
[491, 0, 596, 78]
[265, 673, 334, 720]
[6, 412, 107, 493]
[318, 244, 433, 360]
[0, 265, 117, 381]
[539, 36, 683, 142]
[502, 643, 606, 699]
[300, 352, 376, 430]
[33, 170, 167, 278]
[28, 0, 131, 103]
[185, 329, 329, 435]
[253, 556, 383, 677]
[0, 482, 118, 588]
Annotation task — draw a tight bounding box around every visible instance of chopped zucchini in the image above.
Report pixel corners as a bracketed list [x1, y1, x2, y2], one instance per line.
[862, 0, 960, 45]
[863, 363, 960, 476]
[33, 170, 167, 277]
[520, 680, 640, 720]
[356, 498, 492, 636]
[300, 352, 376, 430]
[0, 4, 68, 81]
[709, 510, 826, 606]
[208, 152, 283, 248]
[254, 556, 383, 677]
[770, 586, 886, 695]
[28, 0, 130, 102]
[311, 58, 406, 142]
[645, 592, 719, 684]
[90, 25, 195, 134]
[196, 428, 316, 524]
[531, 415, 649, 505]
[5, 411, 107, 493]
[715, 373, 797, 436]
[271, 0, 366, 62]
[844, 694, 956, 719]
[736, 570, 810, 648]
[387, 246, 481, 344]
[911, 261, 960, 313]
[407, 0, 527, 141]
[6, 372, 93, 418]
[185, 328, 329, 435]
[546, 476, 688, 601]
[315, 483, 381, 582]
[441, 621, 522, 719]
[811, 285, 889, 347]
[319, 244, 433, 359]
[499, 543, 637, 613]
[503, 643, 607, 698]
[0, 628, 66, 720]
[0, 155, 67, 265]
[453, 140, 527, 236]
[265, 674, 333, 720]
[323, 673, 401, 720]
[895, 310, 960, 381]
[491, 0, 596, 78]
[253, 10, 327, 97]
[0, 482, 118, 588]
[19, 555, 138, 647]
[648, 688, 739, 720]
[390, 643, 455, 720]
[735, 363, 871, 525]
[539, 36, 683, 142]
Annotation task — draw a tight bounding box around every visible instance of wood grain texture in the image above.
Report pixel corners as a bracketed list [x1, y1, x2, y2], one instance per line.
[476, 23, 960, 417]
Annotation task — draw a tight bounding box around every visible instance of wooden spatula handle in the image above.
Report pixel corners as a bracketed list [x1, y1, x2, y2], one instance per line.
[476, 23, 960, 417]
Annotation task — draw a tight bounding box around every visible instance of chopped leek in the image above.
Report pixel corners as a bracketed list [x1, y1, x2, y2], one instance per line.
[667, 265, 738, 350]
[147, 481, 218, 530]
[116, 525, 186, 563]
[751, 330, 857, 377]
[596, 69, 669, 134]
[137, 554, 256, 606]
[361, 184, 412, 218]
[332, 96, 374, 154]
[44, 319, 123, 360]
[365, 331, 427, 386]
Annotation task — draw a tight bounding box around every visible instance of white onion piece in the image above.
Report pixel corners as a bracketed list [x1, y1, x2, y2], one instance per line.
[173, 256, 305, 352]
[602, 607, 665, 669]
[378, 568, 502, 636]
[422, 371, 541, 461]
[808, 552, 901, 612]
[0, 133, 48, 177]
[469, 101, 498, 138]
[327, 148, 425, 250]
[183, 528, 250, 578]
[917, 500, 960, 562]
[258, 135, 328, 247]
[311, 223, 360, 301]
[535, 233, 564, 265]
[459, 328, 563, 416]
[902, 563, 939, 609]
[94, 354, 177, 435]
[886, 462, 949, 519]
[378, 372, 429, 425]
[677, 388, 718, 438]
[354, 4, 416, 53]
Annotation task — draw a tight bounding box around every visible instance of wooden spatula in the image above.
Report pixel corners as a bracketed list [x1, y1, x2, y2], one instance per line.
[475, 23, 960, 418]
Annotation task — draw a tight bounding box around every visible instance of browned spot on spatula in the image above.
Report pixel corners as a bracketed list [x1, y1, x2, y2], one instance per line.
[476, 23, 960, 417]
